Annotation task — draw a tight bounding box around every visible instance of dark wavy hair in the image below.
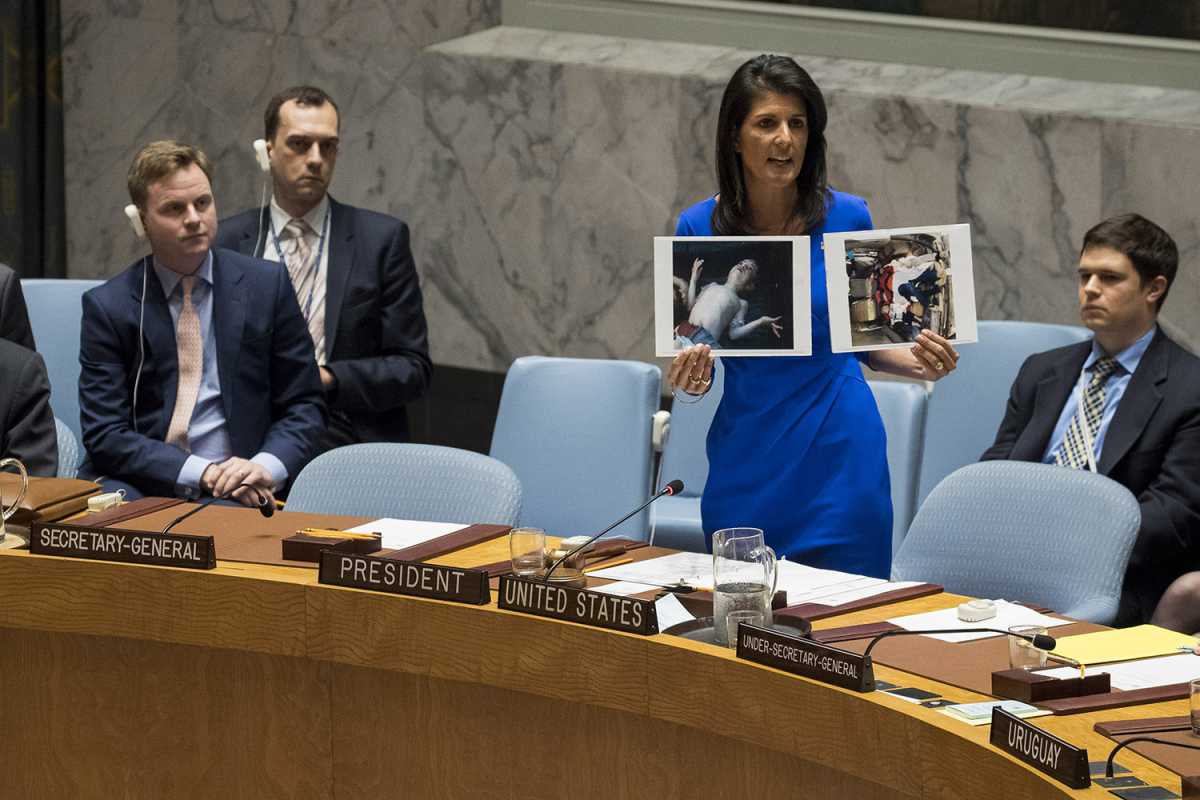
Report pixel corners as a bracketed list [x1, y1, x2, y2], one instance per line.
[1082, 213, 1177, 311]
[713, 55, 829, 236]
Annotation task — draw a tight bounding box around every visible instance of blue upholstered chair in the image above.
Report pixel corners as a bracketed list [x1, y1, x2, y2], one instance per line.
[892, 461, 1139, 624]
[651, 363, 724, 552]
[489, 356, 660, 540]
[54, 417, 81, 479]
[286, 443, 522, 526]
[868, 380, 928, 555]
[916, 320, 1091, 509]
[21, 279, 103, 440]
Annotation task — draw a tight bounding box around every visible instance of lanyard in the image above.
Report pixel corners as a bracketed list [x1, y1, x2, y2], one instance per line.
[267, 204, 331, 323]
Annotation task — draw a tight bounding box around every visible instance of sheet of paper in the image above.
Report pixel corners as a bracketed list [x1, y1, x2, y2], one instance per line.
[654, 593, 694, 632]
[344, 518, 464, 551]
[1048, 625, 1200, 666]
[886, 600, 1070, 643]
[588, 552, 713, 589]
[796, 580, 925, 607]
[588, 581, 656, 598]
[1040, 653, 1200, 690]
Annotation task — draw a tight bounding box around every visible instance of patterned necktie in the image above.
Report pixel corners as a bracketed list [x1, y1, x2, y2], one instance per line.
[165, 275, 202, 450]
[1055, 356, 1120, 470]
[283, 218, 326, 363]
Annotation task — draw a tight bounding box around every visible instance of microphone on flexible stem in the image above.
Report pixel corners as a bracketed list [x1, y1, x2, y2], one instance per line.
[542, 479, 684, 583]
[1105, 737, 1200, 778]
[161, 482, 274, 535]
[858, 628, 1058, 660]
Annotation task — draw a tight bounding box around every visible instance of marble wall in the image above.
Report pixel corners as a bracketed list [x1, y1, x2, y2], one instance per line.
[60, 0, 499, 278]
[61, 12, 1200, 371]
[416, 27, 1200, 370]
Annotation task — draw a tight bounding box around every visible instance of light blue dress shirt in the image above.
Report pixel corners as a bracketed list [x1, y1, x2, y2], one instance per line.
[1041, 325, 1157, 466]
[153, 255, 288, 495]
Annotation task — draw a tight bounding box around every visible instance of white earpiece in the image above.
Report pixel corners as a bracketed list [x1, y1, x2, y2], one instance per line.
[124, 204, 146, 239]
[253, 139, 271, 173]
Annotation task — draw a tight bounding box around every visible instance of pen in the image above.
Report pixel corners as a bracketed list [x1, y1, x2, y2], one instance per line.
[1177, 644, 1200, 654]
[297, 528, 382, 541]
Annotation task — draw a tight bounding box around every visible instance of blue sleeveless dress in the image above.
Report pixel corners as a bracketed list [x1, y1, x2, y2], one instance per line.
[676, 192, 892, 578]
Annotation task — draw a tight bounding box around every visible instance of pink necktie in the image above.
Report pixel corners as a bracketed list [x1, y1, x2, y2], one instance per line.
[165, 275, 202, 450]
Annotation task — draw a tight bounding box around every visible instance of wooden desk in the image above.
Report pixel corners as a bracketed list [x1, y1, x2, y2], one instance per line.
[0, 523, 1187, 798]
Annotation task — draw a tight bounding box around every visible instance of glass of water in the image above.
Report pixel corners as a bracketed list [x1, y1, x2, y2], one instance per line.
[1190, 679, 1200, 736]
[1008, 625, 1049, 670]
[509, 527, 546, 577]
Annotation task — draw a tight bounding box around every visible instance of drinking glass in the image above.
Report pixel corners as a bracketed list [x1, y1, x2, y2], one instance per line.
[0, 457, 29, 544]
[1190, 678, 1200, 736]
[712, 527, 777, 646]
[725, 609, 765, 650]
[1008, 625, 1049, 670]
[509, 527, 546, 577]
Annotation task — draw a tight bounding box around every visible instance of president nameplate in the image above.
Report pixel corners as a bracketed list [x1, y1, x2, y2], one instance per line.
[319, 551, 490, 605]
[497, 575, 658, 635]
[30, 522, 216, 569]
[736, 623, 875, 692]
[990, 707, 1089, 789]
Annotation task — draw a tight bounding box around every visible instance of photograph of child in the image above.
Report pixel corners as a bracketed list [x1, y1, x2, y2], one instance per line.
[824, 224, 976, 353]
[654, 236, 811, 357]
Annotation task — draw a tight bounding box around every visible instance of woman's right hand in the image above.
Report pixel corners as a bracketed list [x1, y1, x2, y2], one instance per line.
[668, 344, 714, 395]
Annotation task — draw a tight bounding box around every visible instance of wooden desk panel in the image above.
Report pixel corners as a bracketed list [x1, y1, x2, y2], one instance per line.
[0, 544, 1188, 798]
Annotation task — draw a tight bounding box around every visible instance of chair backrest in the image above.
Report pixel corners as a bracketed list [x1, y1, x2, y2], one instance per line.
[21, 279, 104, 441]
[892, 461, 1139, 624]
[55, 417, 80, 479]
[658, 362, 724, 498]
[490, 356, 660, 540]
[286, 443, 522, 526]
[917, 320, 1091, 507]
[867, 380, 928, 555]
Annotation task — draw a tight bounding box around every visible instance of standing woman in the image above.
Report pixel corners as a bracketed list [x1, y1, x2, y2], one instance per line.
[670, 55, 958, 578]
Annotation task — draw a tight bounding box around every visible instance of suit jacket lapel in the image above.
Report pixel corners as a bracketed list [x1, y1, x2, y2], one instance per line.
[211, 250, 246, 423]
[324, 197, 355, 355]
[130, 261, 178, 435]
[1099, 330, 1168, 474]
[236, 207, 269, 257]
[1012, 343, 1090, 462]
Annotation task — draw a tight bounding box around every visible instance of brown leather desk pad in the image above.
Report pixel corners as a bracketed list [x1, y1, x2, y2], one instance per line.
[85, 501, 507, 569]
[1, 472, 101, 526]
[1094, 716, 1200, 776]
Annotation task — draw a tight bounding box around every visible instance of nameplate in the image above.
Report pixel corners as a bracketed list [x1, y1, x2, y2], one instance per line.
[30, 521, 215, 569]
[496, 575, 658, 635]
[990, 707, 1089, 789]
[736, 623, 874, 692]
[318, 551, 490, 605]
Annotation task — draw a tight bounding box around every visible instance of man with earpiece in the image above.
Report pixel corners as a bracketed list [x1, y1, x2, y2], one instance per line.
[214, 85, 431, 451]
[77, 140, 326, 503]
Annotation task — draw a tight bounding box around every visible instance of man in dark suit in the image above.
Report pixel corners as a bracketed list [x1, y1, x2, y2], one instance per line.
[213, 85, 431, 450]
[0, 338, 57, 476]
[0, 263, 36, 350]
[982, 213, 1200, 625]
[80, 140, 325, 502]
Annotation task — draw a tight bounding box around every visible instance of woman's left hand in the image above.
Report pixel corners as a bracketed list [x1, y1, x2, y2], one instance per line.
[911, 329, 958, 381]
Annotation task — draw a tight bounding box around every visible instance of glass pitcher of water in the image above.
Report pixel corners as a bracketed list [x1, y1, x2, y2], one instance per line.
[712, 527, 777, 646]
[0, 458, 29, 545]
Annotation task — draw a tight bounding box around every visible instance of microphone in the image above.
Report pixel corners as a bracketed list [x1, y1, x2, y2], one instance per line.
[857, 628, 1058, 660]
[1104, 737, 1200, 777]
[161, 482, 274, 535]
[542, 479, 684, 583]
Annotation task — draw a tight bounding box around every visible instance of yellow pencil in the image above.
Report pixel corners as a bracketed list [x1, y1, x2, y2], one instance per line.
[297, 528, 381, 541]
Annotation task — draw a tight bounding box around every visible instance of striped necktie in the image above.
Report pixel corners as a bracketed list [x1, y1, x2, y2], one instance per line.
[1055, 356, 1120, 470]
[283, 218, 326, 363]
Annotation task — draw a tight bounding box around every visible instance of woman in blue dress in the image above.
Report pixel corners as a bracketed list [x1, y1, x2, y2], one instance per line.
[670, 55, 959, 578]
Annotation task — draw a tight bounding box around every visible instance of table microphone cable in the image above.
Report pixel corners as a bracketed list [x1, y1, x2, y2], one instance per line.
[161, 482, 274, 535]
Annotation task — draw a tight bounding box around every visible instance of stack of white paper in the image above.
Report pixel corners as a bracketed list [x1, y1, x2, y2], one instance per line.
[345, 518, 464, 550]
[886, 601, 1070, 643]
[1040, 653, 1200, 691]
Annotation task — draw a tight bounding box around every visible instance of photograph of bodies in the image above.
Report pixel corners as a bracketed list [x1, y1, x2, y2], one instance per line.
[654, 236, 811, 357]
[824, 224, 977, 353]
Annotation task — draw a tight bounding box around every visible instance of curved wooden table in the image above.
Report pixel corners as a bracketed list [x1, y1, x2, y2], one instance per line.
[0, 542, 1186, 799]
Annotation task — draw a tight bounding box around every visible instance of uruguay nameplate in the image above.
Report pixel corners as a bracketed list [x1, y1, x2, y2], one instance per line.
[319, 551, 490, 605]
[736, 623, 874, 692]
[497, 575, 658, 635]
[30, 522, 216, 569]
[990, 707, 1089, 789]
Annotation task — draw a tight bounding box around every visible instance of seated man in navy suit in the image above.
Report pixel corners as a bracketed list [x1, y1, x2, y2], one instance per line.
[79, 140, 326, 503]
[983, 214, 1200, 625]
[214, 85, 431, 452]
